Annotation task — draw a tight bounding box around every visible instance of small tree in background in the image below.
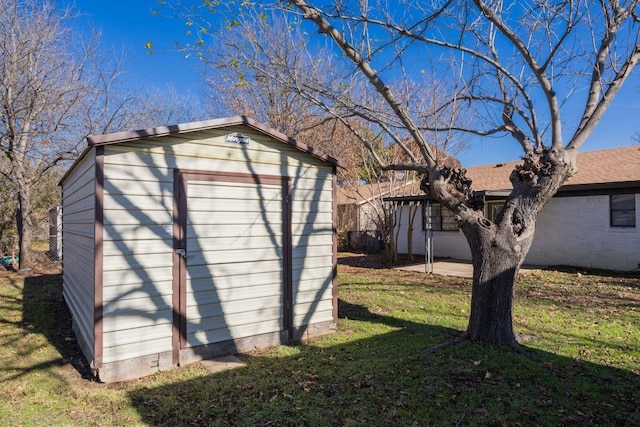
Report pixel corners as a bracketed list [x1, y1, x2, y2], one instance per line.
[196, 9, 368, 183]
[0, 0, 208, 269]
[0, 159, 17, 257]
[0, 0, 97, 268]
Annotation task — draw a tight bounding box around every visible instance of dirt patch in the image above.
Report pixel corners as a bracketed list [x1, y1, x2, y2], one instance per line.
[338, 251, 429, 270]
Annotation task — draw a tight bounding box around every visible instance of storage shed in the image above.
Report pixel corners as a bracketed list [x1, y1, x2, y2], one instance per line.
[60, 116, 339, 382]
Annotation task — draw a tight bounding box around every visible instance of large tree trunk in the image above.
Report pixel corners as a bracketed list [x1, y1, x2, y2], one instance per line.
[451, 150, 575, 346]
[465, 237, 524, 346]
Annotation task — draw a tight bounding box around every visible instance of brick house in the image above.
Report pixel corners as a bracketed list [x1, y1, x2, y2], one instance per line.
[388, 146, 640, 271]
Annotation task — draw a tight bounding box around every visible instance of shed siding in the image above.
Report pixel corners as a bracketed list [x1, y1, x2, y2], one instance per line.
[99, 126, 335, 364]
[100, 150, 174, 364]
[183, 179, 284, 348]
[61, 150, 96, 364]
[291, 169, 335, 328]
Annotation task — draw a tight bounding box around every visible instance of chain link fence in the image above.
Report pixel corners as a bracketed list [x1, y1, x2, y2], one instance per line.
[0, 207, 61, 273]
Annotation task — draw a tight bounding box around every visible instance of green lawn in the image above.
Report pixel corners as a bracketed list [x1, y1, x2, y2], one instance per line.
[0, 255, 638, 426]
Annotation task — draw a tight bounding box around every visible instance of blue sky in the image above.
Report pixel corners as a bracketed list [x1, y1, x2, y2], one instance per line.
[57, 1, 204, 94]
[58, 1, 640, 166]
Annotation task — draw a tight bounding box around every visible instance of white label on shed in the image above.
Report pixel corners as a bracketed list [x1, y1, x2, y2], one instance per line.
[225, 134, 251, 145]
[162, 225, 172, 235]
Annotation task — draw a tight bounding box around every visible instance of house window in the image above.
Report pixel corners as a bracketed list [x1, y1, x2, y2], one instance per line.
[610, 194, 636, 228]
[423, 202, 459, 231]
[486, 201, 505, 223]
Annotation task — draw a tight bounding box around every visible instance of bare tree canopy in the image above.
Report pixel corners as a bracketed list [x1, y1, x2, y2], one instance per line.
[157, 2, 468, 182]
[163, 0, 640, 347]
[281, 0, 640, 347]
[0, 0, 101, 268]
[0, 0, 206, 268]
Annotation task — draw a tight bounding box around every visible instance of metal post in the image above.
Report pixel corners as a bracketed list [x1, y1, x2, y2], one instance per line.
[424, 199, 433, 274]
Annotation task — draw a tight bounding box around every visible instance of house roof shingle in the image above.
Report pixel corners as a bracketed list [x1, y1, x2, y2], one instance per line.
[467, 146, 640, 191]
[341, 146, 640, 203]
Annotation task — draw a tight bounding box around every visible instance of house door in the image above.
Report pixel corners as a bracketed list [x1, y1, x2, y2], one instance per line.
[172, 171, 292, 359]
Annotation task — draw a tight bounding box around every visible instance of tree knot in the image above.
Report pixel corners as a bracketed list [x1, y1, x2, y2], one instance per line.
[511, 148, 567, 189]
[511, 209, 525, 237]
[438, 167, 472, 196]
[419, 172, 431, 196]
[421, 168, 479, 211]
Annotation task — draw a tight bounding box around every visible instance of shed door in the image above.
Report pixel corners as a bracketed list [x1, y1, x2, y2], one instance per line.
[174, 171, 292, 351]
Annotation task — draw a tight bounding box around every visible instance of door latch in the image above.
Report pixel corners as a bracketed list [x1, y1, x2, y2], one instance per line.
[175, 249, 186, 259]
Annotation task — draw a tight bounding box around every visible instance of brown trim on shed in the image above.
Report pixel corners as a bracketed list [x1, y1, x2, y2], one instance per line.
[172, 170, 186, 365]
[177, 169, 284, 186]
[282, 176, 293, 342]
[176, 169, 283, 185]
[60, 117, 343, 192]
[93, 146, 104, 369]
[85, 116, 343, 169]
[332, 174, 338, 323]
[176, 172, 189, 352]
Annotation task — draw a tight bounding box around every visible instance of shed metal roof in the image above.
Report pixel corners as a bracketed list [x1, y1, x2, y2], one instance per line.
[61, 116, 343, 185]
[86, 115, 342, 167]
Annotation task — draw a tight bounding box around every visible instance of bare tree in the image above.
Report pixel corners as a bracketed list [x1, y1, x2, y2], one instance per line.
[83, 48, 206, 136]
[0, 0, 128, 268]
[0, 0, 206, 269]
[201, 9, 369, 176]
[0, 0, 101, 268]
[278, 0, 640, 347]
[0, 158, 17, 257]
[126, 85, 206, 131]
[163, 0, 639, 346]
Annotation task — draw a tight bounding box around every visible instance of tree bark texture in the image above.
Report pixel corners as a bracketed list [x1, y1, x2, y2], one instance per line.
[464, 230, 524, 346]
[435, 149, 576, 346]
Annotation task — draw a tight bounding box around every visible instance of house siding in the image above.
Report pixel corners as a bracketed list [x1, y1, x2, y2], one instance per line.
[96, 125, 335, 365]
[394, 193, 640, 271]
[527, 194, 640, 271]
[395, 208, 471, 260]
[61, 150, 96, 365]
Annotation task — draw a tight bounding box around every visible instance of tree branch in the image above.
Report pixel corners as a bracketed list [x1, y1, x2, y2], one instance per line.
[472, 0, 563, 149]
[569, 42, 640, 150]
[286, 0, 438, 168]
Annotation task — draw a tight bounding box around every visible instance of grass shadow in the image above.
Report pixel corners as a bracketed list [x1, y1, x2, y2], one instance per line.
[22, 273, 94, 380]
[126, 297, 639, 426]
[338, 298, 463, 339]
